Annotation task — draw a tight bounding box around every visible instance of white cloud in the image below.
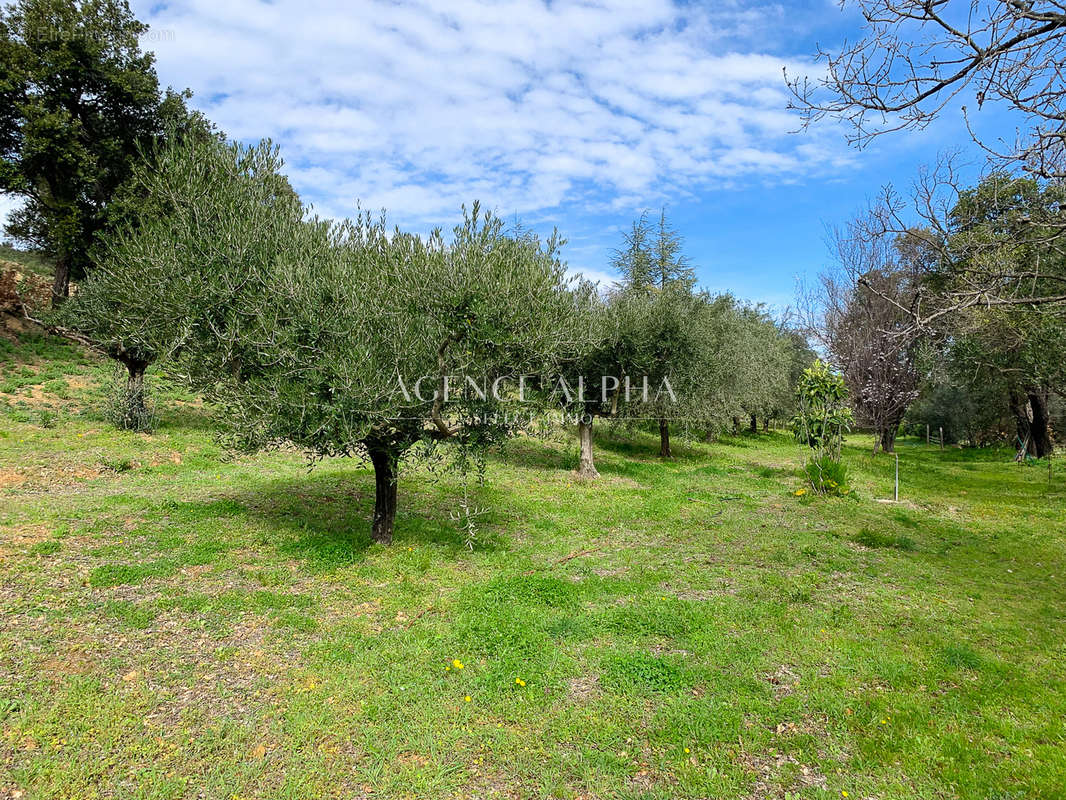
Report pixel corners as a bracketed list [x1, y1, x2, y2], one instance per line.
[567, 264, 620, 290]
[133, 0, 848, 233]
[0, 195, 23, 241]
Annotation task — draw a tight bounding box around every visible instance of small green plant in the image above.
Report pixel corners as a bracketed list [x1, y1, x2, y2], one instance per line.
[102, 457, 135, 473]
[29, 539, 62, 556]
[41, 378, 69, 397]
[804, 454, 851, 496]
[792, 360, 853, 494]
[600, 652, 686, 693]
[942, 642, 984, 670]
[36, 408, 58, 428]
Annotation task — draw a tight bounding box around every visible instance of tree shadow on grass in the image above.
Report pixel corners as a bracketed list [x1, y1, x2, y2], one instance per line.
[155, 404, 217, 432]
[594, 427, 706, 463]
[179, 468, 503, 569]
[490, 436, 568, 472]
[714, 433, 754, 449]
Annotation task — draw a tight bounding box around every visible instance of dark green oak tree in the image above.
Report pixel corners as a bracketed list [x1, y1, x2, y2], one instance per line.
[0, 0, 197, 304]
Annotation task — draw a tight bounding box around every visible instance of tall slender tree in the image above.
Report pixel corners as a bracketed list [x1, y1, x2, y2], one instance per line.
[612, 209, 698, 457]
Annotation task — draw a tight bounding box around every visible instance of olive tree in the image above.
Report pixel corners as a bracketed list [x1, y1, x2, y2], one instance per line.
[553, 284, 688, 477]
[74, 135, 578, 544]
[203, 207, 577, 543]
[735, 305, 796, 433]
[552, 286, 623, 479]
[61, 135, 301, 427]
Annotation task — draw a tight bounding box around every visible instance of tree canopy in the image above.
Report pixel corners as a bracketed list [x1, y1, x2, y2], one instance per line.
[0, 0, 199, 304]
[71, 134, 581, 543]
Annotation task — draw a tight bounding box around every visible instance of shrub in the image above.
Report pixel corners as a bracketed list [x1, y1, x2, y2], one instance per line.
[792, 361, 853, 494]
[105, 369, 155, 432]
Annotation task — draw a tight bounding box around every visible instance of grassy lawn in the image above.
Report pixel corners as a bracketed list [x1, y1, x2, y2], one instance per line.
[2, 331, 1065, 799]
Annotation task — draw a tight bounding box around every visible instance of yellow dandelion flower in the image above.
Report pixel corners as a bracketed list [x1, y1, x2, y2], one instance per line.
[452, 659, 464, 670]
[464, 696, 471, 702]
[794, 488, 807, 496]
[515, 677, 526, 686]
[683, 747, 690, 754]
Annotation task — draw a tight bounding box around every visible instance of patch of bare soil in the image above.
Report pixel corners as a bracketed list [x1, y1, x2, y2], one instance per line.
[0, 469, 26, 489]
[740, 749, 828, 798]
[39, 648, 97, 678]
[5, 463, 106, 492]
[0, 262, 51, 319]
[13, 373, 96, 405]
[766, 665, 800, 698]
[566, 674, 601, 702]
[0, 523, 51, 556]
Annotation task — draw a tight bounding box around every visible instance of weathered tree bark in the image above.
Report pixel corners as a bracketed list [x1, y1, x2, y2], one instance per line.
[1010, 390, 1032, 459]
[659, 417, 671, 458]
[123, 356, 148, 412]
[878, 424, 898, 454]
[749, 414, 757, 433]
[1028, 390, 1053, 458]
[576, 417, 598, 478]
[732, 416, 739, 435]
[51, 253, 71, 307]
[762, 417, 769, 432]
[367, 443, 398, 544]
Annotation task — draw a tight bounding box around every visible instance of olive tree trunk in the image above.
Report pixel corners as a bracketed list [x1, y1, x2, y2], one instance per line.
[576, 418, 598, 478]
[125, 358, 148, 413]
[113, 354, 150, 430]
[1028, 391, 1053, 458]
[368, 443, 398, 544]
[1011, 390, 1053, 459]
[659, 417, 671, 458]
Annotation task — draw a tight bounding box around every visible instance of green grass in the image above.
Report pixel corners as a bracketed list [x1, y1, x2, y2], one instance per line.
[2, 331, 1065, 799]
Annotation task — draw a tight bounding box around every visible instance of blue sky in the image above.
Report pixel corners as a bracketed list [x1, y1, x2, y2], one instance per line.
[1, 0, 1008, 311]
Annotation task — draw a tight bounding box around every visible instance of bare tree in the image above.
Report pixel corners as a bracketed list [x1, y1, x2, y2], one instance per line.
[787, 0, 1066, 180]
[813, 215, 924, 453]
